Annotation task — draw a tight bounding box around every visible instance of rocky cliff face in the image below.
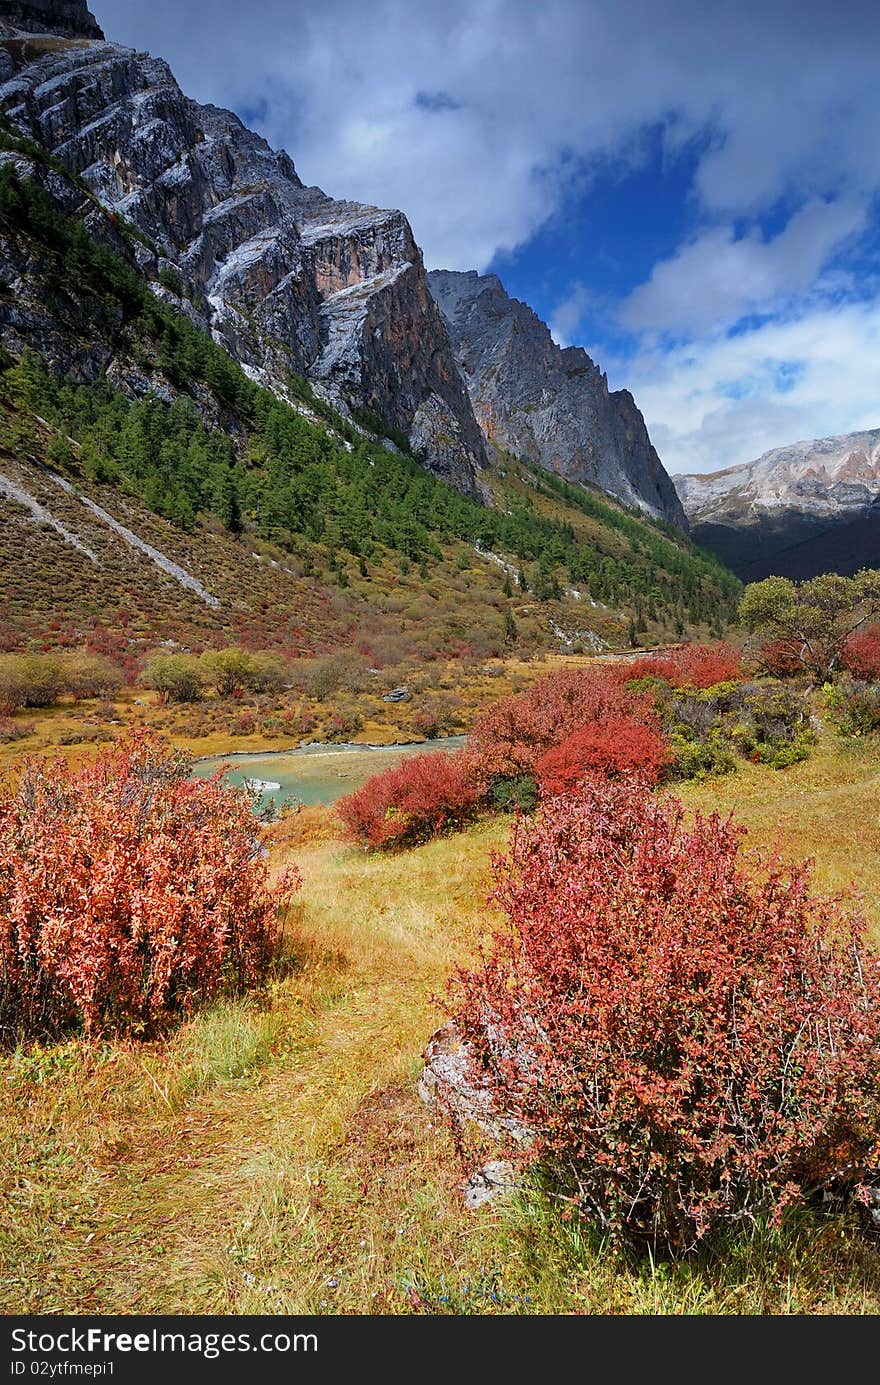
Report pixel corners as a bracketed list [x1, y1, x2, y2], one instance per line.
[0, 11, 486, 495]
[674, 430, 880, 578]
[0, 1, 103, 40]
[428, 269, 686, 528]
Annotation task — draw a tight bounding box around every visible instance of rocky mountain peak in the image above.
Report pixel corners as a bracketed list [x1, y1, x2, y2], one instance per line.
[427, 268, 687, 529]
[0, 11, 486, 495]
[0, 1, 103, 40]
[673, 428, 880, 578]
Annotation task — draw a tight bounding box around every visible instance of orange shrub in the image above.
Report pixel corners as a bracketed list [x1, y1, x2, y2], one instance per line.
[464, 668, 654, 787]
[0, 734, 298, 1041]
[754, 638, 805, 678]
[625, 642, 742, 689]
[842, 625, 880, 681]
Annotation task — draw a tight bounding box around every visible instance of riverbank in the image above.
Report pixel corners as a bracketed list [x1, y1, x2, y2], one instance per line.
[0, 656, 539, 772]
[192, 736, 468, 811]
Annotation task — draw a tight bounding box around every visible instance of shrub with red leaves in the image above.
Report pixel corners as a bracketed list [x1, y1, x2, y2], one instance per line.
[842, 624, 880, 681]
[447, 776, 880, 1250]
[754, 638, 806, 678]
[464, 668, 655, 788]
[0, 734, 298, 1041]
[337, 750, 479, 849]
[625, 642, 742, 689]
[535, 716, 671, 794]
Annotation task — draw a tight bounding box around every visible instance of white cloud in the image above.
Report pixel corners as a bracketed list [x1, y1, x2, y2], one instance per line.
[618, 198, 868, 334]
[618, 297, 880, 475]
[550, 282, 592, 346]
[91, 0, 880, 470]
[95, 0, 880, 271]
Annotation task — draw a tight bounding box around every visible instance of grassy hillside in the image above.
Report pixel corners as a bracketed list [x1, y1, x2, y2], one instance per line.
[1, 727, 878, 1315]
[0, 165, 740, 666]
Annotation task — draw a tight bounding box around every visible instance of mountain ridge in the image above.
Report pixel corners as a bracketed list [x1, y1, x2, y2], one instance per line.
[674, 428, 880, 578]
[428, 268, 687, 530]
[0, 10, 487, 495]
[0, 2, 738, 665]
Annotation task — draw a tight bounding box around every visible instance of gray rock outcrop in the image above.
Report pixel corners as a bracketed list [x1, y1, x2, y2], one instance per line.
[675, 429, 880, 524]
[0, 1, 103, 40]
[428, 269, 686, 528]
[0, 17, 486, 495]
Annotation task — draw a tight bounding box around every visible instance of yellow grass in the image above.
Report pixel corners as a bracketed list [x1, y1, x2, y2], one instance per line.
[676, 733, 880, 941]
[1, 731, 879, 1314]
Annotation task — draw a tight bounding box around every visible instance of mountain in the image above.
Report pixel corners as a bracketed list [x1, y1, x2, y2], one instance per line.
[0, 0, 486, 496]
[0, 3, 739, 664]
[674, 429, 880, 579]
[1, 1, 102, 39]
[427, 269, 687, 530]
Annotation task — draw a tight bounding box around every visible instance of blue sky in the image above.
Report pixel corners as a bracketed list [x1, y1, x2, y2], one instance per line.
[98, 0, 880, 475]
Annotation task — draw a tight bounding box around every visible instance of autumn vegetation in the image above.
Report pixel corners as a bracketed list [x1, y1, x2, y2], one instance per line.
[4, 148, 880, 1308]
[336, 643, 810, 849]
[1, 598, 880, 1307]
[335, 751, 480, 849]
[447, 775, 880, 1251]
[0, 735, 296, 1043]
[741, 570, 880, 682]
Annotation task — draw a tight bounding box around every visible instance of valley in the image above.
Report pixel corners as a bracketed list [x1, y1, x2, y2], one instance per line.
[1, 0, 880, 1328]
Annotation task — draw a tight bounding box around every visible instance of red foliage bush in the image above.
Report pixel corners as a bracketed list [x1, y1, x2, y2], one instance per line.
[754, 638, 805, 678]
[337, 750, 479, 849]
[842, 625, 880, 681]
[447, 776, 880, 1250]
[625, 642, 742, 689]
[230, 709, 256, 736]
[465, 668, 655, 788]
[535, 716, 671, 794]
[0, 734, 298, 1041]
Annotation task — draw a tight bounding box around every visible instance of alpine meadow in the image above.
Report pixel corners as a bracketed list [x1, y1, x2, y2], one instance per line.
[2, 0, 880, 1331]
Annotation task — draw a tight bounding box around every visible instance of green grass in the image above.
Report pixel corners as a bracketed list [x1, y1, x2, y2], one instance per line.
[2, 729, 879, 1314]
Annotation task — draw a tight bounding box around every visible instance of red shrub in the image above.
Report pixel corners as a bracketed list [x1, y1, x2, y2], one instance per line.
[535, 716, 671, 794]
[230, 709, 256, 736]
[447, 777, 880, 1250]
[754, 638, 805, 678]
[0, 734, 298, 1041]
[337, 751, 479, 849]
[465, 668, 654, 787]
[843, 625, 880, 681]
[625, 642, 742, 689]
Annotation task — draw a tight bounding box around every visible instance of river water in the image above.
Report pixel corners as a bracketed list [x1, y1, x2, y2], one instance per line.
[191, 735, 467, 813]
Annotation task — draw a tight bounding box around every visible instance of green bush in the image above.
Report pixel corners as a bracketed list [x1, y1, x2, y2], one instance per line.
[247, 651, 289, 693]
[144, 653, 204, 704]
[199, 647, 254, 698]
[60, 651, 123, 700]
[668, 731, 738, 781]
[663, 681, 814, 778]
[0, 654, 66, 710]
[0, 657, 25, 715]
[489, 774, 539, 814]
[824, 678, 880, 735]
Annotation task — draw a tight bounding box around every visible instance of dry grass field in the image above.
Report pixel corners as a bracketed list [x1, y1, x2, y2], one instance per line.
[2, 730, 879, 1315]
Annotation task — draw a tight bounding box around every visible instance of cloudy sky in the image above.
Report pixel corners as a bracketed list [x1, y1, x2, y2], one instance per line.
[96, 0, 880, 475]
